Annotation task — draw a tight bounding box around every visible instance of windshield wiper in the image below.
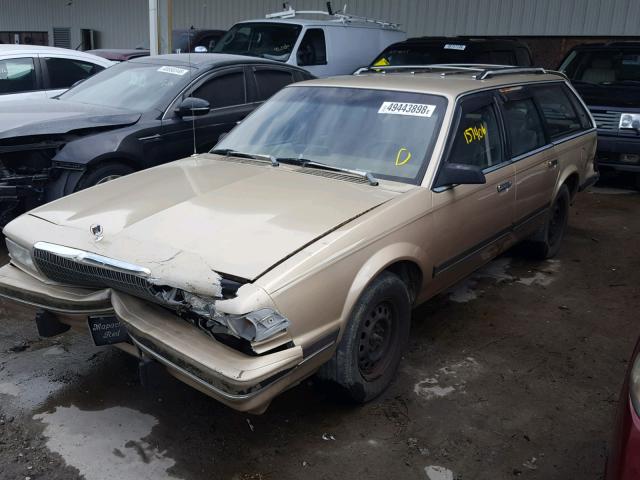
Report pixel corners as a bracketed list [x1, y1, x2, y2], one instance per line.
[276, 157, 379, 186]
[210, 148, 279, 167]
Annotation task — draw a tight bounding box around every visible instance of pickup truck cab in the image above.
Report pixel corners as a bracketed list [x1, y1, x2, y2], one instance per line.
[0, 66, 597, 413]
[212, 5, 405, 77]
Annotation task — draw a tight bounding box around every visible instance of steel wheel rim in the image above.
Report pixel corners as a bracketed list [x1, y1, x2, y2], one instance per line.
[357, 300, 397, 381]
[95, 175, 122, 185]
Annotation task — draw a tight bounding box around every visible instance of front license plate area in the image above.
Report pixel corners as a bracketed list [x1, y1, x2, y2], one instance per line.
[87, 316, 129, 346]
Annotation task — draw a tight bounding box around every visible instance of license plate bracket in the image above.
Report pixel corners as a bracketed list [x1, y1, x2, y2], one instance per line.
[87, 315, 129, 346]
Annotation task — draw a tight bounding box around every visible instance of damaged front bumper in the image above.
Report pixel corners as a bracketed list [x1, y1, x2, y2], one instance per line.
[0, 263, 311, 413]
[0, 173, 50, 225]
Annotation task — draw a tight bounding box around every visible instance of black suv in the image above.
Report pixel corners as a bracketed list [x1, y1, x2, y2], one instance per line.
[370, 37, 532, 68]
[560, 42, 640, 188]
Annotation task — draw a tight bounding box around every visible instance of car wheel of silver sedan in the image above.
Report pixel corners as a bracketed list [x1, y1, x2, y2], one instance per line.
[318, 271, 411, 403]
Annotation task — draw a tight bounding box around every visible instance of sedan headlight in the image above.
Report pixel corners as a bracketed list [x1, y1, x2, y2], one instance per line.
[226, 308, 290, 343]
[619, 113, 640, 130]
[5, 238, 37, 274]
[630, 351, 640, 416]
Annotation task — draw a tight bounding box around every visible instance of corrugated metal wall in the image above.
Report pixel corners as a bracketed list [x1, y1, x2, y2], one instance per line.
[0, 0, 148, 49]
[1, 0, 639, 50]
[173, 0, 640, 36]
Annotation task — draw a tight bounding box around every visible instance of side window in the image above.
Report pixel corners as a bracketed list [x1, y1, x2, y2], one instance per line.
[254, 68, 295, 101]
[296, 28, 327, 66]
[192, 71, 246, 108]
[501, 97, 547, 157]
[449, 99, 504, 170]
[44, 57, 104, 89]
[515, 48, 532, 67]
[0, 57, 37, 94]
[490, 51, 517, 66]
[532, 84, 583, 140]
[563, 84, 593, 129]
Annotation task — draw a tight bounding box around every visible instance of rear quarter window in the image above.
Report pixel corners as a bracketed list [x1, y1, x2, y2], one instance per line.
[532, 84, 584, 140]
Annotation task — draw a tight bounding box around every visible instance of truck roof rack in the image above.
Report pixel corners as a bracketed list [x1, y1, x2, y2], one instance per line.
[265, 3, 401, 29]
[354, 64, 568, 81]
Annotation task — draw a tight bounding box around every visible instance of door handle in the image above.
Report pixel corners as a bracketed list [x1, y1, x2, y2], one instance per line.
[547, 159, 559, 169]
[497, 181, 512, 193]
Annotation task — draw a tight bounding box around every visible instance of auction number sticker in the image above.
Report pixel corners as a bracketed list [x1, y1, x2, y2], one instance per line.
[157, 66, 189, 76]
[378, 102, 436, 117]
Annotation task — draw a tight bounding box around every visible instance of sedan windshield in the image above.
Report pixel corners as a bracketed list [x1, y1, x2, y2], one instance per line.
[215, 86, 447, 184]
[213, 23, 301, 62]
[561, 49, 640, 85]
[59, 61, 194, 111]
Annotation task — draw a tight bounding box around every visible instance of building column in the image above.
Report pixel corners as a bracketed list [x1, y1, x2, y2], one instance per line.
[149, 0, 172, 55]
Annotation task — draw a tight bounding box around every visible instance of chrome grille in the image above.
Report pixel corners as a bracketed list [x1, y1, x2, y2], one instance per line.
[590, 110, 620, 132]
[33, 247, 157, 300]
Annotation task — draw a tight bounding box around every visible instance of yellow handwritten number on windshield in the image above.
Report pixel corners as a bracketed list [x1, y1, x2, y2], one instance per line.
[395, 147, 412, 166]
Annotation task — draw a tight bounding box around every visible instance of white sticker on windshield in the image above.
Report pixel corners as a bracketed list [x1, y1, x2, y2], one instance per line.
[444, 43, 466, 50]
[378, 102, 436, 117]
[157, 66, 189, 76]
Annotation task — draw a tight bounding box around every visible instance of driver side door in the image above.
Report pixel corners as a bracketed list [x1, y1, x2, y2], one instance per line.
[159, 66, 255, 161]
[428, 91, 517, 295]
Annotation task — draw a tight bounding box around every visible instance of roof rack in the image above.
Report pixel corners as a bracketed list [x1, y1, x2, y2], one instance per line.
[354, 64, 568, 81]
[265, 3, 401, 29]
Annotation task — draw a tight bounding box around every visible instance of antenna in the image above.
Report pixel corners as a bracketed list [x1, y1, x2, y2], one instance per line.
[188, 25, 197, 156]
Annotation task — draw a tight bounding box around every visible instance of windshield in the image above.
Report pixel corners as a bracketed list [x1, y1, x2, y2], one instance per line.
[59, 62, 194, 111]
[561, 49, 640, 85]
[172, 31, 196, 53]
[213, 22, 301, 62]
[215, 86, 447, 184]
[372, 44, 470, 66]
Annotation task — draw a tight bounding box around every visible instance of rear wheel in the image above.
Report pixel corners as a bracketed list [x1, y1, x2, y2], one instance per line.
[76, 162, 134, 191]
[317, 271, 411, 403]
[527, 185, 570, 259]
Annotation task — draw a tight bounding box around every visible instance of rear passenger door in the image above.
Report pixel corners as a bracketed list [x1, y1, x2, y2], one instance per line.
[498, 86, 557, 229]
[249, 65, 300, 103]
[430, 92, 516, 290]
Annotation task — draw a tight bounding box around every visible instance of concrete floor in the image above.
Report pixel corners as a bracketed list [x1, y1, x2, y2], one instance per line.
[0, 186, 639, 480]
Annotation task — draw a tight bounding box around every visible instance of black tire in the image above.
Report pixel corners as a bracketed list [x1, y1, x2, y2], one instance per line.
[75, 162, 134, 191]
[317, 271, 411, 403]
[527, 185, 570, 259]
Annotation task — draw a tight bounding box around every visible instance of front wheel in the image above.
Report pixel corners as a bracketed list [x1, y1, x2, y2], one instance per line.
[317, 271, 411, 403]
[75, 162, 134, 191]
[527, 185, 570, 259]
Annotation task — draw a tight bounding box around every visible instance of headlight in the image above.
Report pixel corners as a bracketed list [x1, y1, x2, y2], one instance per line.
[5, 238, 37, 274]
[630, 351, 640, 416]
[619, 113, 640, 130]
[225, 308, 290, 343]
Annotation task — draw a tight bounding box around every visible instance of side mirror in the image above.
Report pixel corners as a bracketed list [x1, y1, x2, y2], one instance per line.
[176, 97, 210, 118]
[434, 163, 486, 189]
[194, 45, 208, 53]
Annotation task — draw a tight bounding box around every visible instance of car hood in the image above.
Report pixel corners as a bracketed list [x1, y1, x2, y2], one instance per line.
[27, 154, 397, 286]
[0, 99, 140, 141]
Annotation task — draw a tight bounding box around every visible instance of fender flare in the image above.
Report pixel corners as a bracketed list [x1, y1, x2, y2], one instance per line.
[338, 241, 427, 330]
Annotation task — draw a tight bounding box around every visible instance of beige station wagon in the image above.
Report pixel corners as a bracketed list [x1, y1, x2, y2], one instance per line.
[0, 65, 598, 413]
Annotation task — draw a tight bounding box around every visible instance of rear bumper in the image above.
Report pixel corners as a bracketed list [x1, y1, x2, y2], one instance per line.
[0, 263, 317, 413]
[606, 395, 640, 480]
[579, 173, 600, 191]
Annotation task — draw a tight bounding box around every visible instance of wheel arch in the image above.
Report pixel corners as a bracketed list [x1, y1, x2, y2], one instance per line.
[339, 242, 427, 327]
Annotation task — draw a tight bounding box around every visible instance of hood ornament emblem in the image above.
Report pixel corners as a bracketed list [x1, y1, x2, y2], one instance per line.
[90, 224, 104, 242]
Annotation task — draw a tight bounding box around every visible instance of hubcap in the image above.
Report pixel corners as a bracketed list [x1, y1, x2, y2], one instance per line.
[357, 301, 397, 381]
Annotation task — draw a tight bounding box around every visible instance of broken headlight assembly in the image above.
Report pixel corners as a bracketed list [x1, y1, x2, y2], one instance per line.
[179, 291, 291, 348]
[630, 350, 640, 417]
[5, 237, 38, 276]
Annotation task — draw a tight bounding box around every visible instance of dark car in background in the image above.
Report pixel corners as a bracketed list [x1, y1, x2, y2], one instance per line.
[87, 48, 150, 62]
[370, 37, 532, 67]
[0, 53, 313, 224]
[172, 29, 226, 53]
[560, 42, 640, 188]
[605, 336, 640, 480]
